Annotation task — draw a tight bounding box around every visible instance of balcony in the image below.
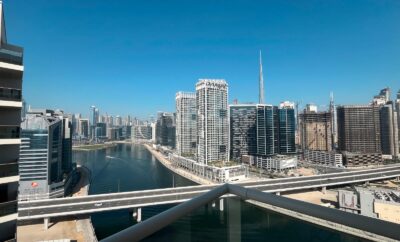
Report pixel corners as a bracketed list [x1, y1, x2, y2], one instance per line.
[0, 126, 20, 139]
[0, 200, 17, 217]
[0, 126, 20, 145]
[0, 88, 22, 108]
[0, 161, 18, 179]
[0, 87, 21, 102]
[0, 44, 23, 66]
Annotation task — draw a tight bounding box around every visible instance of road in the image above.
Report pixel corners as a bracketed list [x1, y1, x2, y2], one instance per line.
[18, 165, 400, 220]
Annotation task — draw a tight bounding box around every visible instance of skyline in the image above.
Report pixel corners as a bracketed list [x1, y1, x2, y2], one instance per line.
[5, 0, 400, 118]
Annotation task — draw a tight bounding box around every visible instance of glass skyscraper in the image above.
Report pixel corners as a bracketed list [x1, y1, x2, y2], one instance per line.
[230, 104, 257, 161]
[19, 109, 71, 201]
[275, 105, 296, 154]
[256, 104, 275, 156]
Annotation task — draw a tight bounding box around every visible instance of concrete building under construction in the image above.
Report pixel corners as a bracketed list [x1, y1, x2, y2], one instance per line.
[337, 105, 382, 154]
[299, 105, 332, 152]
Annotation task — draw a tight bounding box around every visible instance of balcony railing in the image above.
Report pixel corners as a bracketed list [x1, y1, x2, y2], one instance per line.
[0, 87, 21, 102]
[0, 126, 20, 139]
[0, 200, 17, 217]
[0, 161, 18, 178]
[0, 44, 23, 66]
[101, 184, 400, 242]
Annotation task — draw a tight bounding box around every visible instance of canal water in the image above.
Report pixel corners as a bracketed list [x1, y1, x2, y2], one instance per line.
[73, 144, 368, 242]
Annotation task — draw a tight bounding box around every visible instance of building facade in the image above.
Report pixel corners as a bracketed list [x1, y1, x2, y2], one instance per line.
[299, 108, 332, 151]
[230, 104, 257, 161]
[397, 90, 400, 155]
[176, 92, 197, 157]
[78, 118, 89, 138]
[60, 113, 73, 175]
[380, 103, 399, 158]
[19, 110, 70, 201]
[342, 152, 383, 167]
[256, 104, 275, 156]
[132, 124, 152, 141]
[0, 2, 24, 239]
[275, 102, 296, 154]
[95, 122, 107, 139]
[196, 79, 229, 164]
[155, 112, 176, 148]
[302, 149, 343, 167]
[337, 105, 382, 154]
[89, 106, 99, 139]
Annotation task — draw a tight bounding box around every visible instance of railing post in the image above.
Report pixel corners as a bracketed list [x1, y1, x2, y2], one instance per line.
[44, 217, 49, 230]
[137, 208, 142, 223]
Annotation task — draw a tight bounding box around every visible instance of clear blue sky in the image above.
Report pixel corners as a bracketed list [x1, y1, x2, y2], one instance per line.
[5, 0, 400, 119]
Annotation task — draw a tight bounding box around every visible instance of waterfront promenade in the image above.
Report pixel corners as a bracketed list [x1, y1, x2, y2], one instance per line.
[142, 144, 400, 242]
[143, 144, 216, 185]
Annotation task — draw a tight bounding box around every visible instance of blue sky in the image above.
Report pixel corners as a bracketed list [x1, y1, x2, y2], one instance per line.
[5, 0, 400, 119]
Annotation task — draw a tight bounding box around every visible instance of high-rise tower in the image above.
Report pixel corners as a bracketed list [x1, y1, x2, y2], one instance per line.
[196, 79, 229, 165]
[0, 1, 24, 240]
[259, 50, 265, 104]
[176, 92, 197, 157]
[337, 105, 381, 153]
[396, 90, 400, 155]
[299, 105, 332, 151]
[329, 92, 337, 148]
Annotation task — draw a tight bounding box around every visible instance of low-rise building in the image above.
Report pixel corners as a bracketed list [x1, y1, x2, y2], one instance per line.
[338, 187, 400, 224]
[243, 154, 297, 172]
[169, 153, 247, 183]
[302, 149, 343, 167]
[342, 152, 383, 167]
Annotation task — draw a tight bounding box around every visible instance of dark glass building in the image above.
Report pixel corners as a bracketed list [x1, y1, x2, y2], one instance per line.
[230, 104, 257, 161]
[156, 112, 176, 148]
[61, 115, 73, 175]
[230, 103, 296, 161]
[275, 104, 296, 154]
[256, 104, 275, 156]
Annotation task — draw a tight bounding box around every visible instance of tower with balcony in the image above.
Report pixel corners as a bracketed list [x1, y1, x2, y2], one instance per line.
[0, 1, 24, 240]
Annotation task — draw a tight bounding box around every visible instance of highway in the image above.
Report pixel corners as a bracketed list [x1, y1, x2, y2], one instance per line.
[18, 165, 400, 220]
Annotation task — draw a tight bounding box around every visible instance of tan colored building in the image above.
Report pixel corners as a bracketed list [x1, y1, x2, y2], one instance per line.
[299, 111, 332, 151]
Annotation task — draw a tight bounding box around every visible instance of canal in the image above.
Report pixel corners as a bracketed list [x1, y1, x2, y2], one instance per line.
[73, 143, 368, 242]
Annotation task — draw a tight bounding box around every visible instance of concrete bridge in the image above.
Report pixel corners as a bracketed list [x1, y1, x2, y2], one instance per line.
[18, 165, 400, 222]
